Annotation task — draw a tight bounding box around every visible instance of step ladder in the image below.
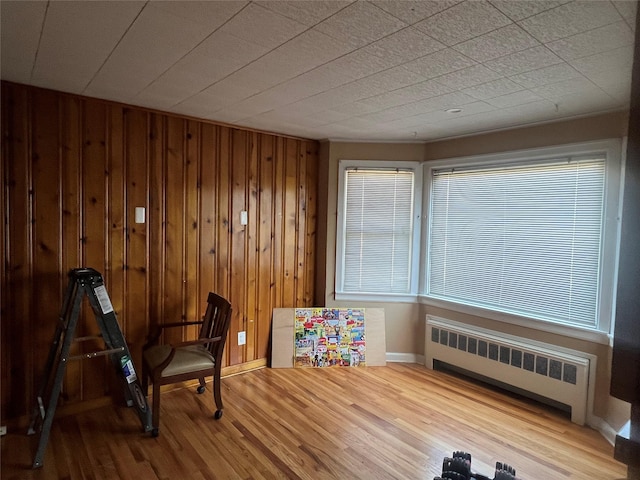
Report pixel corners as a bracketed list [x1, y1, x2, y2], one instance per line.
[28, 268, 152, 468]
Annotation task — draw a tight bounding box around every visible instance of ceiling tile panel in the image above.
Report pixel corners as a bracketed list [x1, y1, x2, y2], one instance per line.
[31, 1, 144, 92]
[414, 1, 512, 46]
[612, 0, 638, 30]
[404, 48, 476, 79]
[509, 63, 584, 88]
[530, 76, 604, 101]
[519, 1, 623, 43]
[486, 90, 544, 108]
[489, 1, 569, 21]
[371, 0, 463, 25]
[193, 30, 270, 65]
[547, 21, 634, 61]
[257, 0, 351, 26]
[433, 64, 502, 90]
[453, 24, 540, 62]
[461, 77, 524, 100]
[149, 1, 247, 28]
[315, 1, 407, 49]
[484, 45, 562, 76]
[362, 27, 445, 63]
[219, 2, 307, 50]
[0, 1, 48, 83]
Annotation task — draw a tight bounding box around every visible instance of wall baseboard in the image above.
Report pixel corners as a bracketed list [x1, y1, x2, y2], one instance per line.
[386, 352, 425, 364]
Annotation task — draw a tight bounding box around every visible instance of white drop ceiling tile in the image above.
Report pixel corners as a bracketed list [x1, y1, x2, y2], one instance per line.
[257, 1, 350, 26]
[612, 0, 638, 30]
[156, 53, 237, 89]
[201, 79, 259, 107]
[403, 48, 477, 79]
[519, 1, 623, 43]
[330, 101, 381, 116]
[509, 63, 583, 88]
[360, 66, 429, 92]
[570, 45, 635, 78]
[134, 86, 187, 111]
[193, 30, 270, 65]
[433, 64, 502, 90]
[0, 1, 48, 83]
[394, 79, 455, 102]
[302, 109, 353, 126]
[371, 0, 463, 25]
[86, 6, 216, 96]
[489, 1, 569, 21]
[396, 91, 479, 116]
[484, 46, 562, 76]
[149, 1, 247, 28]
[530, 76, 602, 101]
[275, 29, 353, 68]
[453, 24, 540, 63]
[486, 89, 544, 108]
[31, 1, 144, 92]
[357, 91, 418, 110]
[462, 77, 524, 100]
[362, 27, 445, 63]
[546, 21, 634, 61]
[414, 1, 512, 46]
[315, 1, 407, 49]
[219, 2, 307, 50]
[551, 91, 619, 117]
[328, 49, 403, 80]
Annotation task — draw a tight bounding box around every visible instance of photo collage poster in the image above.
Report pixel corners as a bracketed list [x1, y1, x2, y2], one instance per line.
[294, 308, 365, 368]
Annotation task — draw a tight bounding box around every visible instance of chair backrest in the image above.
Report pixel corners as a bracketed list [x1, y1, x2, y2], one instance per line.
[199, 292, 233, 358]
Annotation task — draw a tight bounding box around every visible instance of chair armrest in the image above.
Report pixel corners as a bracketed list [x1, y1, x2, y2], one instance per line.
[144, 320, 205, 349]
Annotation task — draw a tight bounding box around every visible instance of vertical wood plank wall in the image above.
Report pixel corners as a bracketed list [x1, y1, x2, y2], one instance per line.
[0, 82, 318, 422]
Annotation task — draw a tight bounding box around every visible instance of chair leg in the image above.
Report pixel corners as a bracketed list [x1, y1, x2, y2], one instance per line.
[141, 363, 148, 396]
[213, 364, 223, 419]
[197, 377, 206, 394]
[151, 381, 161, 437]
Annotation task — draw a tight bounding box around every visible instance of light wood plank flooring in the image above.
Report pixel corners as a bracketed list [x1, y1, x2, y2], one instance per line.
[1, 363, 626, 479]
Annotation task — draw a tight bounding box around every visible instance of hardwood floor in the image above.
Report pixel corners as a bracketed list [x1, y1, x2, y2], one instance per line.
[1, 363, 626, 479]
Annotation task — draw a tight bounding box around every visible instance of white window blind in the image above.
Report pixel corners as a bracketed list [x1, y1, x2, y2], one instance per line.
[428, 158, 605, 328]
[341, 169, 414, 294]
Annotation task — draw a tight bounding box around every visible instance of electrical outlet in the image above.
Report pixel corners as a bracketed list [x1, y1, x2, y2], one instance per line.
[238, 331, 246, 346]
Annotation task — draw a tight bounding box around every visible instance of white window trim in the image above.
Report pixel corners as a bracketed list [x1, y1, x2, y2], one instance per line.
[420, 139, 623, 344]
[335, 160, 423, 302]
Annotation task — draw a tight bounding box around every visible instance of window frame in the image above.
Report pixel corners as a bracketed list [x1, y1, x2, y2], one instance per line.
[419, 139, 623, 343]
[335, 160, 423, 303]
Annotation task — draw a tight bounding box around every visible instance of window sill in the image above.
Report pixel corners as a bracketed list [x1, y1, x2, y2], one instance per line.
[335, 292, 418, 303]
[419, 295, 611, 345]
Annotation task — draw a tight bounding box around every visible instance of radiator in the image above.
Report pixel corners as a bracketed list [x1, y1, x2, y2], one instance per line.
[425, 315, 595, 425]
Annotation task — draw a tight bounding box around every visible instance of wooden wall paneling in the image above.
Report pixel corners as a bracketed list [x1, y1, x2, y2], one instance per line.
[32, 89, 65, 407]
[148, 113, 166, 333]
[198, 123, 217, 317]
[304, 142, 318, 306]
[163, 116, 186, 347]
[106, 104, 127, 356]
[59, 95, 83, 405]
[257, 134, 275, 360]
[246, 132, 260, 362]
[185, 120, 201, 340]
[217, 127, 231, 367]
[282, 139, 298, 306]
[123, 108, 149, 368]
[272, 137, 285, 309]
[2, 83, 33, 420]
[0, 84, 7, 422]
[230, 128, 248, 366]
[81, 99, 109, 400]
[295, 141, 307, 307]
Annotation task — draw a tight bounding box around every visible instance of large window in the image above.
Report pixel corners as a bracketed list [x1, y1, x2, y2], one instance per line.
[335, 162, 420, 298]
[335, 140, 622, 337]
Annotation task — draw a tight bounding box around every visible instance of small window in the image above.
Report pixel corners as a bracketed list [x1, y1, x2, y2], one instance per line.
[336, 162, 420, 298]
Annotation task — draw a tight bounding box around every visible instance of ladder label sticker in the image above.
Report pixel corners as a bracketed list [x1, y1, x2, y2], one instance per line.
[94, 285, 114, 314]
[121, 356, 138, 384]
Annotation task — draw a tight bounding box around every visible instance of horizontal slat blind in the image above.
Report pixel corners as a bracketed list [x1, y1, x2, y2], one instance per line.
[343, 169, 414, 293]
[428, 159, 605, 328]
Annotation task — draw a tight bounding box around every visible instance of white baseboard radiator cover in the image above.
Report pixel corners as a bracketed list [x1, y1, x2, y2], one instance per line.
[425, 315, 595, 425]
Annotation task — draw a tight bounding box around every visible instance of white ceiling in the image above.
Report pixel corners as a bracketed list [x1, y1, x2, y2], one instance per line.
[1, 0, 637, 142]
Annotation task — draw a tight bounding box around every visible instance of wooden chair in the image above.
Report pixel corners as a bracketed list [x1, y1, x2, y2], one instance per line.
[142, 292, 232, 437]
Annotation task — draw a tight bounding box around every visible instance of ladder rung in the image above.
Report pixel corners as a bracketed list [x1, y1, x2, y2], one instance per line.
[74, 335, 103, 342]
[68, 346, 124, 361]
